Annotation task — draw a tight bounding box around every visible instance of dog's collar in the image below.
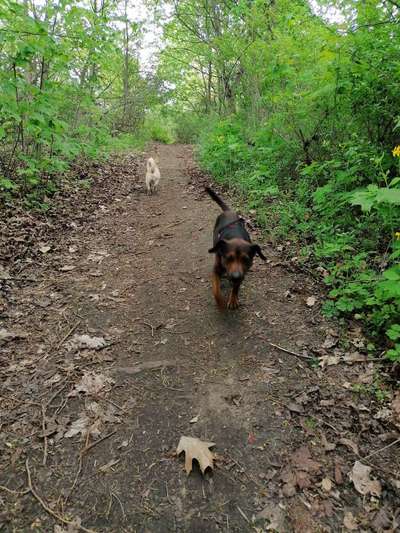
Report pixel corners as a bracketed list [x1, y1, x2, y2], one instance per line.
[217, 218, 244, 239]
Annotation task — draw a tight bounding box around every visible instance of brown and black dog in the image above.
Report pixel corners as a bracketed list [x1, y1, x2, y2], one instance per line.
[206, 187, 266, 310]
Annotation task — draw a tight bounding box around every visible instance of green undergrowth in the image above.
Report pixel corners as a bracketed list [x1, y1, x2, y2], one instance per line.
[197, 118, 400, 362]
[0, 130, 148, 210]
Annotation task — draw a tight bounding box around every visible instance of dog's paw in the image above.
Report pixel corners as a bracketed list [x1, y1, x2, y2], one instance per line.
[227, 296, 239, 310]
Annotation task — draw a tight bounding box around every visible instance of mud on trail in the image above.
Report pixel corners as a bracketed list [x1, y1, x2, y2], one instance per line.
[1, 144, 399, 532]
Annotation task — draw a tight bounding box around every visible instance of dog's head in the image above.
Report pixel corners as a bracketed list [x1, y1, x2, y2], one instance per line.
[209, 238, 266, 283]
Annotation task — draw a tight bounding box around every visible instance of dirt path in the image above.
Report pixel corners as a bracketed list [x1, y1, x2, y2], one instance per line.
[1, 144, 399, 532]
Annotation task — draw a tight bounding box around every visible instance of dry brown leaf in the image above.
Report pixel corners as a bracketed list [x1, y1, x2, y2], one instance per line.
[69, 334, 107, 350]
[349, 461, 381, 497]
[321, 477, 333, 492]
[257, 503, 287, 531]
[176, 436, 215, 475]
[356, 364, 374, 385]
[306, 296, 317, 307]
[87, 250, 109, 263]
[39, 244, 51, 254]
[68, 371, 114, 397]
[335, 459, 344, 485]
[343, 352, 367, 364]
[371, 507, 396, 531]
[281, 446, 321, 496]
[291, 446, 321, 473]
[339, 437, 359, 455]
[319, 354, 341, 368]
[286, 402, 304, 414]
[343, 511, 358, 531]
[295, 470, 311, 489]
[0, 328, 27, 345]
[65, 415, 101, 439]
[281, 467, 297, 497]
[320, 433, 336, 451]
[59, 265, 76, 271]
[0, 265, 11, 280]
[322, 333, 338, 349]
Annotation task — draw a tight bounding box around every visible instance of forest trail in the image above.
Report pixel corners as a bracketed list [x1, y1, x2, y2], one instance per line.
[1, 144, 399, 532]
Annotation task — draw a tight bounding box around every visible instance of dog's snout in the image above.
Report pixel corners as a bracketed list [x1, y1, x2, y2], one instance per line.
[230, 271, 243, 282]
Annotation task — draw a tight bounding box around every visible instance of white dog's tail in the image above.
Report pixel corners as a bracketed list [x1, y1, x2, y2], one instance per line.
[147, 157, 157, 174]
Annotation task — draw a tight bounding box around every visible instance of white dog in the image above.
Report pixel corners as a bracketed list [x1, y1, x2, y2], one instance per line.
[145, 157, 161, 195]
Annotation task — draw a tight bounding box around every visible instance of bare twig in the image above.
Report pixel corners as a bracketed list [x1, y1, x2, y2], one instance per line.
[236, 505, 250, 524]
[0, 485, 29, 495]
[46, 382, 68, 408]
[313, 416, 340, 434]
[362, 438, 400, 461]
[82, 430, 117, 455]
[165, 481, 174, 505]
[0, 276, 41, 282]
[101, 397, 126, 413]
[111, 491, 126, 522]
[267, 341, 313, 360]
[143, 320, 154, 337]
[41, 403, 48, 466]
[66, 453, 83, 504]
[25, 459, 95, 533]
[55, 320, 81, 350]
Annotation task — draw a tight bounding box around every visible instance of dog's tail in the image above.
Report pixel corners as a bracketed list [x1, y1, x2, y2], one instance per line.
[205, 186, 230, 212]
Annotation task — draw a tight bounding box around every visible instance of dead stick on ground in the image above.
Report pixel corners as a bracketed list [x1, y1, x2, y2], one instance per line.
[82, 430, 117, 455]
[165, 481, 174, 505]
[362, 437, 400, 461]
[236, 505, 250, 524]
[55, 320, 81, 350]
[67, 431, 117, 503]
[0, 485, 29, 496]
[0, 276, 40, 282]
[313, 416, 340, 434]
[25, 459, 96, 533]
[65, 454, 83, 504]
[41, 403, 48, 466]
[268, 341, 313, 360]
[46, 382, 68, 408]
[143, 320, 154, 337]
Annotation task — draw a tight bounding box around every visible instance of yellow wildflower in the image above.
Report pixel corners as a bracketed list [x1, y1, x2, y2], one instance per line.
[392, 145, 400, 157]
[395, 231, 400, 240]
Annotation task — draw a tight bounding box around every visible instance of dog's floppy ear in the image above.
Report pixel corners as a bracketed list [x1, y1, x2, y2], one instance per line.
[251, 244, 267, 260]
[208, 240, 227, 254]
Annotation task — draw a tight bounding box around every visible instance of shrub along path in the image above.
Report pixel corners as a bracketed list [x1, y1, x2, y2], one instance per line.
[1, 144, 399, 532]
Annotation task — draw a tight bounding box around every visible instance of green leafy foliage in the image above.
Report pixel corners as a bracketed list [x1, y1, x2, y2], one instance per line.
[0, 0, 155, 207]
[158, 0, 400, 361]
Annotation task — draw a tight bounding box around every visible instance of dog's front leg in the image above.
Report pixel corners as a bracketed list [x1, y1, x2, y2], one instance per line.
[227, 283, 240, 310]
[212, 268, 225, 310]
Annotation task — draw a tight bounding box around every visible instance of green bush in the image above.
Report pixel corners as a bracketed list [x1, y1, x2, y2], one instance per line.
[173, 112, 207, 143]
[144, 111, 176, 144]
[198, 117, 400, 361]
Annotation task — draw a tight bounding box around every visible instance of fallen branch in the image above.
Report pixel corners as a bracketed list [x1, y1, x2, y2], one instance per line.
[0, 276, 40, 282]
[55, 320, 81, 350]
[268, 341, 313, 360]
[362, 437, 400, 461]
[113, 360, 177, 375]
[0, 485, 29, 495]
[25, 459, 96, 533]
[82, 430, 117, 455]
[41, 403, 48, 466]
[143, 320, 154, 337]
